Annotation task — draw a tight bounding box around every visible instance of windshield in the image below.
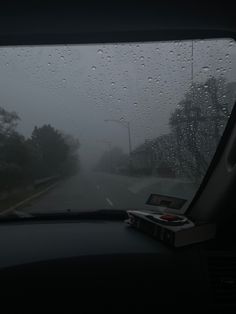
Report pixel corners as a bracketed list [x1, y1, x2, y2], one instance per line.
[0, 39, 235, 217]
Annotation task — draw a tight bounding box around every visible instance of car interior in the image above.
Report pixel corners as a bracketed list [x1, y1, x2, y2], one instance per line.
[0, 2, 235, 313]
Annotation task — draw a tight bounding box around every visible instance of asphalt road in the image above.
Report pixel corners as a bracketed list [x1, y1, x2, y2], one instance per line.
[20, 169, 197, 214]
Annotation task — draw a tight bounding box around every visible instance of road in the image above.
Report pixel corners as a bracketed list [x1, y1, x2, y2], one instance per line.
[19, 169, 197, 214]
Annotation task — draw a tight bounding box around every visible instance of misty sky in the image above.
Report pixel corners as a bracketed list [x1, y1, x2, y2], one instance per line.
[0, 39, 236, 168]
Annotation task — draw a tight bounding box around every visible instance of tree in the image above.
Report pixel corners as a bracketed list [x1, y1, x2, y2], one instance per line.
[29, 125, 80, 178]
[169, 77, 235, 181]
[29, 125, 70, 177]
[0, 106, 20, 168]
[0, 106, 19, 137]
[0, 106, 80, 192]
[60, 133, 80, 175]
[131, 135, 177, 176]
[0, 107, 26, 189]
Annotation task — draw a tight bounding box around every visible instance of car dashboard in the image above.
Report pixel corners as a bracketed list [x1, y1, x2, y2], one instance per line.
[0, 218, 213, 312]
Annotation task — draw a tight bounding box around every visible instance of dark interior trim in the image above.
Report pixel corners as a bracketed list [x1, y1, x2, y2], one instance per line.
[0, 30, 235, 46]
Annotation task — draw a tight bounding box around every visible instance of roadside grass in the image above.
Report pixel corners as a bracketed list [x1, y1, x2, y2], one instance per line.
[0, 180, 60, 213]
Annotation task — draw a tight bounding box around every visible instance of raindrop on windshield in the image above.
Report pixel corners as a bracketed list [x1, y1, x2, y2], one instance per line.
[92, 66, 96, 71]
[202, 66, 209, 72]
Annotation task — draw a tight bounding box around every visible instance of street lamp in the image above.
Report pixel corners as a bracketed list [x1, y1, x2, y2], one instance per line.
[104, 119, 132, 173]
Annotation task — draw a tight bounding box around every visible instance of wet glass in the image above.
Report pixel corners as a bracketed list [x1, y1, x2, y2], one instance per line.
[0, 39, 235, 215]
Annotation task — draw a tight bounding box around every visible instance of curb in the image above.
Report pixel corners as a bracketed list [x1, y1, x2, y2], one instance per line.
[0, 181, 60, 216]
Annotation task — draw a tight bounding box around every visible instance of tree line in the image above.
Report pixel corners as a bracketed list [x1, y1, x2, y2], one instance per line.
[0, 108, 80, 191]
[168, 77, 235, 181]
[150, 77, 235, 181]
[95, 77, 236, 181]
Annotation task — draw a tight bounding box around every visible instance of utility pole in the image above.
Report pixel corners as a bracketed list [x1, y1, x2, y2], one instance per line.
[104, 119, 133, 174]
[127, 121, 132, 157]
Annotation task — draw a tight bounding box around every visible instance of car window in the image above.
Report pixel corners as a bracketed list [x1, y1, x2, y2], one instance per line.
[0, 39, 235, 216]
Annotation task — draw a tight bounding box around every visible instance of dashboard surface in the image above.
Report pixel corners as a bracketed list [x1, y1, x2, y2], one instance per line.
[0, 220, 216, 311]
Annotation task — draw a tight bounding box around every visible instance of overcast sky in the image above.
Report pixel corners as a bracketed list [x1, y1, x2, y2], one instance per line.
[0, 39, 236, 168]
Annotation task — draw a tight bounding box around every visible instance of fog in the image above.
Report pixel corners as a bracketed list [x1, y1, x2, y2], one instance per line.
[0, 39, 235, 169]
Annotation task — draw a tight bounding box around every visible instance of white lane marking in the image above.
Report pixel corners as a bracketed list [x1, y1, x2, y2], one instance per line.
[106, 198, 113, 207]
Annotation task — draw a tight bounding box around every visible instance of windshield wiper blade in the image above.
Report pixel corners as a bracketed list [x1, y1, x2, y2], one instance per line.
[0, 209, 128, 222]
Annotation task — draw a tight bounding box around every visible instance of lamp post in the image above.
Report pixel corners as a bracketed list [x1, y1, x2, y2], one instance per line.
[104, 119, 132, 174]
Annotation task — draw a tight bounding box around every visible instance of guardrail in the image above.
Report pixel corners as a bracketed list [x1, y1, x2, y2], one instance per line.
[0, 175, 61, 212]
